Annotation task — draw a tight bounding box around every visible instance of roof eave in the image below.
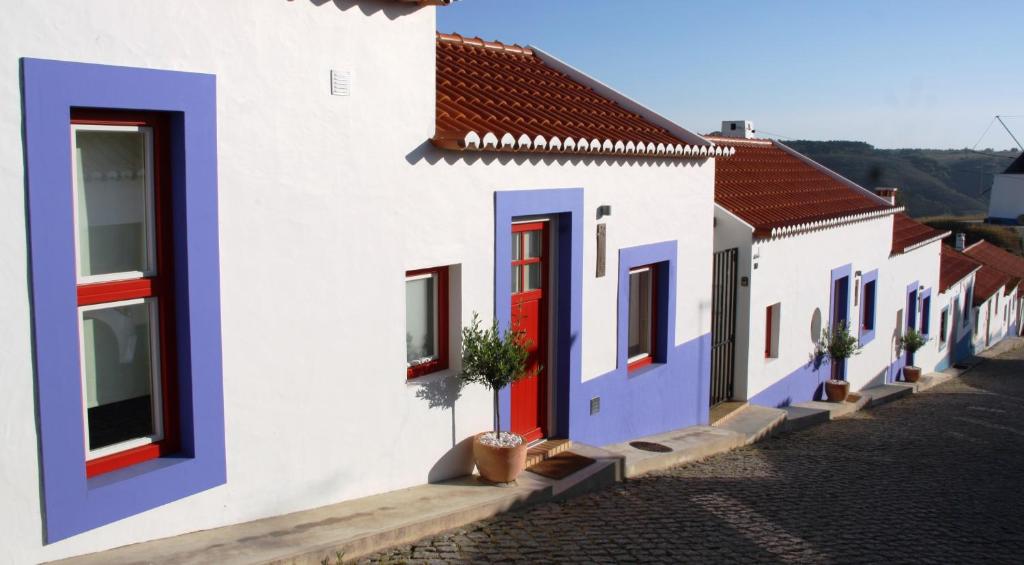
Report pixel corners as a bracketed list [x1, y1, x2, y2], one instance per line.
[756, 206, 903, 242]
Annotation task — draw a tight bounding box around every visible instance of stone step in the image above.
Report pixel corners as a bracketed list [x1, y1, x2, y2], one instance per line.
[525, 438, 572, 468]
[709, 401, 749, 426]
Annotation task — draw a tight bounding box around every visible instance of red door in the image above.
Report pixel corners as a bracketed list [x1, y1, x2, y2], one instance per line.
[510, 221, 548, 443]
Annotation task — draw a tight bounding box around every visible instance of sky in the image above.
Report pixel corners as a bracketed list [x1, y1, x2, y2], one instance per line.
[437, 0, 1022, 150]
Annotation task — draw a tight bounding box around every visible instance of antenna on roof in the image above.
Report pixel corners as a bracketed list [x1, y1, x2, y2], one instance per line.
[996, 115, 1023, 151]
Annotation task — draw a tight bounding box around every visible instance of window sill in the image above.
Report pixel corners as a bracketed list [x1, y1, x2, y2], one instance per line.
[627, 360, 665, 379]
[859, 329, 876, 347]
[406, 367, 459, 387]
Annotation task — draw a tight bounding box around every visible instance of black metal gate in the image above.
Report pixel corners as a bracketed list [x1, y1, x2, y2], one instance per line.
[710, 248, 738, 407]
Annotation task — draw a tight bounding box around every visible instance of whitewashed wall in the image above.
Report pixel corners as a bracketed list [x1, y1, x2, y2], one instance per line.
[712, 205, 754, 398]
[987, 173, 1024, 221]
[973, 287, 1015, 351]
[935, 273, 976, 366]
[0, 1, 715, 561]
[885, 241, 943, 375]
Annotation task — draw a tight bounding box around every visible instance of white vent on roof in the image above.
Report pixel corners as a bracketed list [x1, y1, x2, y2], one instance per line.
[720, 120, 755, 139]
[331, 69, 352, 97]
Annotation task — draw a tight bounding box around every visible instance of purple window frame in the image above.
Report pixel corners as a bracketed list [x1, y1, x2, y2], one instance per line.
[859, 269, 879, 346]
[22, 58, 225, 542]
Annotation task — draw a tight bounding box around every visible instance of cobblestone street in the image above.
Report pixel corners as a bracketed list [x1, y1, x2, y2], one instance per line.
[363, 347, 1024, 564]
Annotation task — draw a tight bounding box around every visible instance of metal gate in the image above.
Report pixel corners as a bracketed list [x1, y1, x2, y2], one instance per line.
[710, 248, 738, 407]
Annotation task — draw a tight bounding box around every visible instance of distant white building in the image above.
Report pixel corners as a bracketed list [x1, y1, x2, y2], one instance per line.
[986, 153, 1024, 224]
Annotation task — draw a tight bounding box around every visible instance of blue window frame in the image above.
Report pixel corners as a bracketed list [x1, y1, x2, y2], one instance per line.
[921, 290, 932, 336]
[22, 58, 224, 542]
[859, 269, 878, 346]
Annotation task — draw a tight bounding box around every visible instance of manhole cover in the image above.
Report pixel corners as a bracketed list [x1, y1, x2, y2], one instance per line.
[629, 441, 673, 453]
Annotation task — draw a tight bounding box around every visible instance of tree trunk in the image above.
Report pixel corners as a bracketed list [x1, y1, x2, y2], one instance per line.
[493, 389, 499, 435]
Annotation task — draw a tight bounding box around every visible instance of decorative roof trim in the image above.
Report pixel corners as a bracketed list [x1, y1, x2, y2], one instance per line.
[432, 131, 736, 159]
[759, 206, 903, 241]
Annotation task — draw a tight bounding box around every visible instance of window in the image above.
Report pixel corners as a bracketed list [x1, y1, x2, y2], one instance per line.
[939, 307, 949, 348]
[628, 265, 656, 370]
[765, 302, 781, 358]
[72, 111, 177, 478]
[963, 287, 972, 327]
[406, 267, 449, 378]
[921, 295, 931, 335]
[861, 280, 877, 331]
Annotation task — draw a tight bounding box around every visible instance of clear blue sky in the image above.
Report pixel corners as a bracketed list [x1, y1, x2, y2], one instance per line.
[437, 0, 1022, 150]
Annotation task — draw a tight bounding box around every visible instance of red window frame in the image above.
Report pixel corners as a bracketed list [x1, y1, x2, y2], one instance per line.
[72, 109, 178, 478]
[627, 264, 658, 372]
[405, 266, 449, 379]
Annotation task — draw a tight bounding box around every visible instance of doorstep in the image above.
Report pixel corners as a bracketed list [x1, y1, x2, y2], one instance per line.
[53, 443, 621, 565]
[781, 393, 870, 432]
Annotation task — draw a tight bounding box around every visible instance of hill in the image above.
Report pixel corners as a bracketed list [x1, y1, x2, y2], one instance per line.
[781, 140, 1019, 217]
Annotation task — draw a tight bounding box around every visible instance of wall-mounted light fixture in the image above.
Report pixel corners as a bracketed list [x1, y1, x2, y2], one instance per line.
[597, 204, 612, 219]
[854, 270, 862, 306]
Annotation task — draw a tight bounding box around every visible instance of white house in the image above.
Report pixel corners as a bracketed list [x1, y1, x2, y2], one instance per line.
[1, 1, 731, 561]
[934, 244, 983, 369]
[986, 152, 1024, 224]
[709, 124, 952, 408]
[962, 239, 1024, 345]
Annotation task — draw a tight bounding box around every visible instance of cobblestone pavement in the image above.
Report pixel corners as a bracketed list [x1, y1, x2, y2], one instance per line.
[362, 347, 1024, 564]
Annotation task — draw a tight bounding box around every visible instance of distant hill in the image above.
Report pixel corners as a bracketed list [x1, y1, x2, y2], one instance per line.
[781, 140, 1019, 218]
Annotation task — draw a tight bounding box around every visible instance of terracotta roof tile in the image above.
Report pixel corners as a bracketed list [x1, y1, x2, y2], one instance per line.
[708, 137, 895, 238]
[972, 264, 1012, 305]
[939, 245, 982, 293]
[891, 214, 949, 255]
[433, 33, 725, 158]
[963, 240, 1024, 293]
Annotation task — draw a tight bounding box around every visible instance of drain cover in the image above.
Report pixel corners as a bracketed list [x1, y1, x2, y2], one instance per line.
[629, 441, 673, 453]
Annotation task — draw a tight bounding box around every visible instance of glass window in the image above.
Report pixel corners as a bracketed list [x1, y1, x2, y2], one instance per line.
[939, 308, 949, 346]
[73, 126, 155, 281]
[628, 266, 655, 368]
[405, 275, 437, 364]
[862, 280, 876, 331]
[406, 267, 449, 378]
[80, 299, 162, 457]
[71, 111, 175, 478]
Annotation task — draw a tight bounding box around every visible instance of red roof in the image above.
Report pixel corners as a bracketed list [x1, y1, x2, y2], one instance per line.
[963, 239, 1024, 293]
[972, 265, 1012, 306]
[939, 245, 982, 293]
[434, 33, 726, 158]
[708, 137, 895, 238]
[891, 214, 949, 255]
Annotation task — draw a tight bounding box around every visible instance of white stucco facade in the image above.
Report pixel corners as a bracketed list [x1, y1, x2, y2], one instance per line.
[0, 1, 721, 561]
[987, 171, 1024, 222]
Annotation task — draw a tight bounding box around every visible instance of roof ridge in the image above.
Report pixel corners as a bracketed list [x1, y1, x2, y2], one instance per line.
[437, 32, 533, 56]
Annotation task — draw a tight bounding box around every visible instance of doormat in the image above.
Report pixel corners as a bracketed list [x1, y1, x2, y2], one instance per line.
[629, 441, 673, 453]
[526, 451, 596, 480]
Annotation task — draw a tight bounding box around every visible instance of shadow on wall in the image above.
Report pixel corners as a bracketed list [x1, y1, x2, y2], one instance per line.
[404, 139, 707, 170]
[414, 375, 477, 482]
[308, 0, 417, 19]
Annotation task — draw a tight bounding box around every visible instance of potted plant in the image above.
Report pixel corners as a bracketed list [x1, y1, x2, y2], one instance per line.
[899, 328, 929, 383]
[817, 322, 862, 402]
[460, 313, 534, 484]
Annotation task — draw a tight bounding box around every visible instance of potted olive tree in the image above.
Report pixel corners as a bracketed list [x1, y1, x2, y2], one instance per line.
[899, 328, 929, 383]
[818, 322, 862, 402]
[460, 313, 534, 484]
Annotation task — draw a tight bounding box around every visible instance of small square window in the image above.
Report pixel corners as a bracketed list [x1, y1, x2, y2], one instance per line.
[628, 265, 656, 370]
[406, 266, 449, 378]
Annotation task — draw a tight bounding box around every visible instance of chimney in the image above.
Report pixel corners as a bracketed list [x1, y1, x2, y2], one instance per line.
[720, 120, 755, 139]
[955, 232, 966, 251]
[874, 187, 898, 205]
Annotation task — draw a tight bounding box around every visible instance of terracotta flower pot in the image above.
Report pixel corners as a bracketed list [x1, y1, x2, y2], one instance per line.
[903, 366, 922, 383]
[825, 379, 850, 402]
[472, 432, 527, 484]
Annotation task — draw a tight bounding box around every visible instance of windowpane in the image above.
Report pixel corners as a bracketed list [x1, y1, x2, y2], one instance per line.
[525, 263, 542, 291]
[512, 265, 522, 293]
[511, 233, 522, 261]
[628, 269, 653, 359]
[406, 276, 436, 363]
[81, 300, 159, 452]
[524, 230, 542, 258]
[74, 128, 153, 278]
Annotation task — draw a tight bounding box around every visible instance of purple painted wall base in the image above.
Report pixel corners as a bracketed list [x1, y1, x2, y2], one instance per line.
[569, 332, 711, 446]
[749, 356, 831, 408]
